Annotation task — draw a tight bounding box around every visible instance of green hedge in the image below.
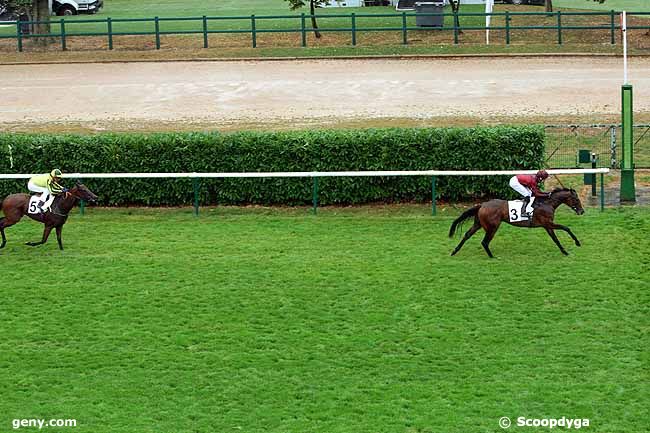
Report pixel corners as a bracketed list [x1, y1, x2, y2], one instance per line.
[0, 127, 545, 206]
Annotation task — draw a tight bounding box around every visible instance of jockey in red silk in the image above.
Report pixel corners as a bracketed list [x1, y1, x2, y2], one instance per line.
[509, 170, 550, 217]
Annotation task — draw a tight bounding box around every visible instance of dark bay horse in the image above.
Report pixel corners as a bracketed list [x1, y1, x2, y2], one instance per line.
[0, 183, 97, 251]
[449, 188, 585, 258]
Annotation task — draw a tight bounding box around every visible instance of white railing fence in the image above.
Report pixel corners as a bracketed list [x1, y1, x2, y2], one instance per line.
[0, 168, 610, 215]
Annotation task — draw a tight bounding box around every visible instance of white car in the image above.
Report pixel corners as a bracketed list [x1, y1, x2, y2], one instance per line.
[52, 0, 104, 16]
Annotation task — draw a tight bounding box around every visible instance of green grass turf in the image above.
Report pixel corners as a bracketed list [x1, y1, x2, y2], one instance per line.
[0, 205, 648, 433]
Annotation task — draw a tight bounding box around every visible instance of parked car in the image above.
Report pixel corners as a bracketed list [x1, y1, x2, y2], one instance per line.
[500, 0, 545, 5]
[52, 0, 104, 16]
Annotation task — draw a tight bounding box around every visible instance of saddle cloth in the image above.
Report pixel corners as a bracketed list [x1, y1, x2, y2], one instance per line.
[28, 195, 46, 215]
[507, 200, 531, 223]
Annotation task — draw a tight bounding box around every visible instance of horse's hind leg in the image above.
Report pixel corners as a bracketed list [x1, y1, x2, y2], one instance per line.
[545, 227, 569, 256]
[451, 222, 481, 256]
[26, 226, 53, 248]
[481, 226, 500, 258]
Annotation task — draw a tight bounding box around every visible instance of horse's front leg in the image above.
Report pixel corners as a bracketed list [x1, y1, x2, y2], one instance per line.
[55, 226, 64, 251]
[544, 227, 568, 256]
[551, 223, 580, 247]
[26, 225, 53, 247]
[0, 219, 6, 249]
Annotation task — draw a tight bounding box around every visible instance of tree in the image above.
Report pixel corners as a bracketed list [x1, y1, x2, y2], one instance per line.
[285, 0, 328, 39]
[448, 0, 462, 35]
[0, 0, 50, 36]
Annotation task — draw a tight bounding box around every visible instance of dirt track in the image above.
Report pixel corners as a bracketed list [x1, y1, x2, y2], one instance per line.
[1, 57, 649, 130]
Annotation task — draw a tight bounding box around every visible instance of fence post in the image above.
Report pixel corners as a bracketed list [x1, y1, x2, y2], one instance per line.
[193, 178, 200, 216]
[557, 11, 562, 45]
[620, 84, 635, 202]
[312, 177, 319, 215]
[155, 16, 160, 49]
[251, 14, 257, 48]
[505, 11, 510, 45]
[591, 154, 597, 197]
[600, 173, 604, 211]
[610, 10, 616, 45]
[351, 13, 356, 46]
[60, 19, 66, 51]
[301, 13, 307, 47]
[107, 17, 113, 50]
[402, 12, 407, 45]
[16, 20, 23, 52]
[203, 15, 208, 48]
[453, 12, 459, 44]
[431, 176, 437, 216]
[610, 125, 617, 168]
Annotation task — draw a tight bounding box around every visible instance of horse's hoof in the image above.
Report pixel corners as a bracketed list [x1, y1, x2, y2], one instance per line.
[576, 241, 581, 247]
[450, 250, 457, 256]
[562, 251, 569, 256]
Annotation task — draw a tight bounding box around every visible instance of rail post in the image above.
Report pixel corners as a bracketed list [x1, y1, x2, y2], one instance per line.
[431, 176, 437, 216]
[557, 11, 562, 45]
[312, 177, 319, 215]
[600, 173, 605, 211]
[620, 84, 635, 202]
[107, 17, 113, 50]
[453, 11, 459, 44]
[351, 13, 357, 46]
[16, 20, 23, 52]
[402, 12, 408, 45]
[202, 15, 208, 48]
[251, 15, 257, 48]
[60, 19, 66, 51]
[591, 153, 597, 197]
[505, 11, 510, 45]
[155, 16, 160, 49]
[193, 178, 200, 216]
[301, 13, 307, 47]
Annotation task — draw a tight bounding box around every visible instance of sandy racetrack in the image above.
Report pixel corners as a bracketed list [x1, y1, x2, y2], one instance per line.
[1, 57, 649, 129]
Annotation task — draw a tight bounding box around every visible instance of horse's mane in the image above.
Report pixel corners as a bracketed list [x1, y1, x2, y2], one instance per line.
[550, 187, 576, 194]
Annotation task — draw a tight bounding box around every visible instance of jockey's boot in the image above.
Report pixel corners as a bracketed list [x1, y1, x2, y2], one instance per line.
[41, 195, 55, 212]
[520, 197, 530, 217]
[524, 196, 535, 217]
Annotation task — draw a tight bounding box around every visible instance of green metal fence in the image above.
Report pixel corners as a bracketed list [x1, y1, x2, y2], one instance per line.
[1, 10, 650, 52]
[545, 124, 650, 169]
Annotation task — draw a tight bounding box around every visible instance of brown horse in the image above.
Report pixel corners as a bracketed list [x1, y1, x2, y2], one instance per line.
[449, 188, 585, 258]
[0, 183, 97, 251]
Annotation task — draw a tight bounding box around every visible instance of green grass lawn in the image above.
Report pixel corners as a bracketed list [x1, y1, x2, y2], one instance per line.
[0, 206, 647, 433]
[3, 0, 647, 41]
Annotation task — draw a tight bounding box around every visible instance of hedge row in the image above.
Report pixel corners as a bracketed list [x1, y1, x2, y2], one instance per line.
[0, 127, 545, 206]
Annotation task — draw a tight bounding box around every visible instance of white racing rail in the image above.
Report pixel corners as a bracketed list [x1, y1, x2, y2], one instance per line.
[0, 168, 610, 179]
[0, 168, 610, 215]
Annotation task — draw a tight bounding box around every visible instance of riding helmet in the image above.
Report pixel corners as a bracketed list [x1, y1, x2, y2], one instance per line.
[51, 169, 63, 178]
[536, 170, 549, 181]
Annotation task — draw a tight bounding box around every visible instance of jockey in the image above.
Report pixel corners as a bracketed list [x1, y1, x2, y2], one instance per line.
[509, 170, 550, 217]
[28, 169, 65, 212]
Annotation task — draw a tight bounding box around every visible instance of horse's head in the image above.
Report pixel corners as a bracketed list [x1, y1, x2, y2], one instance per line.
[71, 182, 98, 203]
[551, 188, 584, 215]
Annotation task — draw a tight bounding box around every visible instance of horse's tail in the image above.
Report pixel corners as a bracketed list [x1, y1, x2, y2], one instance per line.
[449, 205, 480, 238]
